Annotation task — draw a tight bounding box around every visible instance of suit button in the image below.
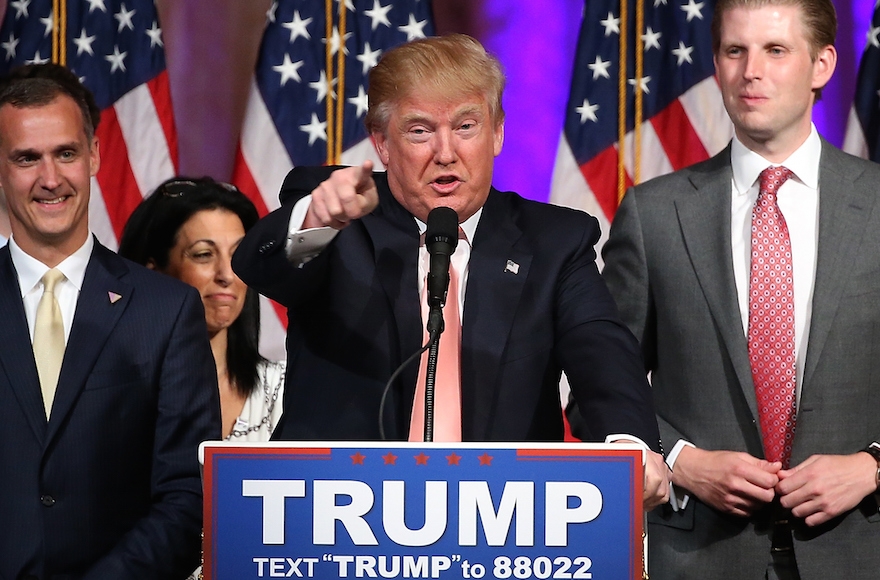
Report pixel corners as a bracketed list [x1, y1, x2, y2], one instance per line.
[40, 494, 55, 507]
[259, 241, 276, 254]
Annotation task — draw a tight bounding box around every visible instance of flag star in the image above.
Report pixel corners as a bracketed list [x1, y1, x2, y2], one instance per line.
[282, 11, 312, 43]
[642, 27, 662, 51]
[40, 11, 53, 37]
[672, 41, 694, 65]
[300, 112, 327, 145]
[273, 53, 304, 86]
[365, 0, 393, 30]
[114, 3, 136, 33]
[628, 75, 652, 94]
[869, 25, 880, 49]
[348, 85, 369, 118]
[25, 50, 49, 65]
[105, 45, 128, 73]
[335, 0, 355, 12]
[654, 0, 668, 6]
[10, 0, 30, 20]
[399, 14, 428, 41]
[600, 12, 620, 36]
[146, 21, 163, 48]
[73, 28, 96, 56]
[357, 42, 382, 75]
[266, 1, 278, 23]
[588, 55, 611, 80]
[576, 99, 599, 123]
[680, 0, 705, 22]
[309, 70, 337, 103]
[1, 34, 19, 61]
[85, 0, 106, 13]
[323, 27, 352, 56]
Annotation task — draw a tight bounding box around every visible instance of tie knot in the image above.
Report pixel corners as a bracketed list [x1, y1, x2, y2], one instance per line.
[41, 268, 65, 294]
[759, 166, 793, 196]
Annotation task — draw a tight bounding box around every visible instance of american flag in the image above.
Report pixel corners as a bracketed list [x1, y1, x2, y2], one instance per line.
[843, 3, 880, 160]
[230, 0, 433, 357]
[231, 0, 434, 218]
[550, 0, 733, 247]
[0, 0, 177, 250]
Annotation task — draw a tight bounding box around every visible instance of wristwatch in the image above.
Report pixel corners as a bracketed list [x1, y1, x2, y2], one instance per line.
[862, 442, 880, 491]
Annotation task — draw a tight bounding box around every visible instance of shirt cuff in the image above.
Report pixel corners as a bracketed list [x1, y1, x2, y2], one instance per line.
[666, 439, 695, 512]
[285, 194, 339, 266]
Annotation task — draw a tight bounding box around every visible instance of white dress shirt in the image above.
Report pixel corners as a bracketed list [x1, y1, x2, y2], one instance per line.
[667, 128, 821, 510]
[9, 235, 93, 344]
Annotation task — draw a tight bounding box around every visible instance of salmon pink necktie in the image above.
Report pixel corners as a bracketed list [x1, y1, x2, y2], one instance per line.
[410, 246, 462, 442]
[748, 166, 797, 467]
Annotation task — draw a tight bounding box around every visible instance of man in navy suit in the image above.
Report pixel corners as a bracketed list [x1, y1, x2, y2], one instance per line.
[233, 34, 669, 509]
[0, 65, 220, 578]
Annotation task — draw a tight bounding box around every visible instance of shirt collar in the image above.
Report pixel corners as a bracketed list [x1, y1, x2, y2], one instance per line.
[415, 207, 482, 247]
[9, 234, 94, 297]
[730, 124, 822, 197]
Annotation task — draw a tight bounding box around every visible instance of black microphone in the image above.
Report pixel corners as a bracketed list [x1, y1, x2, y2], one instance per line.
[425, 207, 459, 334]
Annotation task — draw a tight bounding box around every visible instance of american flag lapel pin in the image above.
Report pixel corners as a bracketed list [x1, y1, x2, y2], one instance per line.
[504, 260, 520, 275]
[108, 292, 122, 304]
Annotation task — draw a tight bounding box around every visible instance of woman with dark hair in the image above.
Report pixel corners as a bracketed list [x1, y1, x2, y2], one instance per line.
[120, 177, 285, 441]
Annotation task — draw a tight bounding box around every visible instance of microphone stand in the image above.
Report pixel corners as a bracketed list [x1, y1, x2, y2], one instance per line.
[423, 307, 445, 442]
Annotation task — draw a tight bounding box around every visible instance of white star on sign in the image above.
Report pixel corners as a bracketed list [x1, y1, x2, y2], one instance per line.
[273, 53, 304, 86]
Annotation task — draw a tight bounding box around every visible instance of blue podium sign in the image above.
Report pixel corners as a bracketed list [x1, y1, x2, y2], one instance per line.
[200, 442, 644, 580]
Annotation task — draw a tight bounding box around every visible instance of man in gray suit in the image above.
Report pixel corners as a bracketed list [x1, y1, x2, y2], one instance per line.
[582, 0, 880, 577]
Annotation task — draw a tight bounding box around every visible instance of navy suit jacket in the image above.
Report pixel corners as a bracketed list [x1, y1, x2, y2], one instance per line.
[233, 167, 659, 447]
[0, 241, 220, 580]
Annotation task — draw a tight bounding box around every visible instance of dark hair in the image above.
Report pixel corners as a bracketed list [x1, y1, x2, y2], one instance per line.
[119, 177, 265, 397]
[0, 63, 101, 139]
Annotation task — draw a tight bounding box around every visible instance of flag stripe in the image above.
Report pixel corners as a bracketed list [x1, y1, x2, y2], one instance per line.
[651, 98, 709, 170]
[146, 71, 179, 170]
[94, 107, 149, 241]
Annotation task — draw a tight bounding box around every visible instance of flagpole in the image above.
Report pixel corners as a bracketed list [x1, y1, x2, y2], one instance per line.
[325, 0, 335, 165]
[617, 0, 628, 205]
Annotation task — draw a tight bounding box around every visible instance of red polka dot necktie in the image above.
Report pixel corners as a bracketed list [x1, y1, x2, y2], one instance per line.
[748, 166, 797, 467]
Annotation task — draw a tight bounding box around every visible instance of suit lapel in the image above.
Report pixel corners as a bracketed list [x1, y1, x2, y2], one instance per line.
[675, 149, 759, 418]
[0, 247, 48, 442]
[802, 143, 876, 387]
[46, 242, 133, 442]
[460, 191, 531, 440]
[361, 176, 422, 435]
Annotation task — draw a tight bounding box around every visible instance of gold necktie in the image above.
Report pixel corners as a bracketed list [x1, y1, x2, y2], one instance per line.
[33, 268, 66, 419]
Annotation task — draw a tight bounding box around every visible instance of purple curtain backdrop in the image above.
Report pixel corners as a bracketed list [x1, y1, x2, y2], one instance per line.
[0, 0, 873, 234]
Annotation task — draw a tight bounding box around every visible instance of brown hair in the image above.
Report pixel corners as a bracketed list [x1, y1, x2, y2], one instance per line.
[365, 33, 505, 135]
[711, 0, 837, 60]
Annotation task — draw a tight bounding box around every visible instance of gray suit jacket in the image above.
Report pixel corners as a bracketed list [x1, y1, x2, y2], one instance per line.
[601, 141, 880, 579]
